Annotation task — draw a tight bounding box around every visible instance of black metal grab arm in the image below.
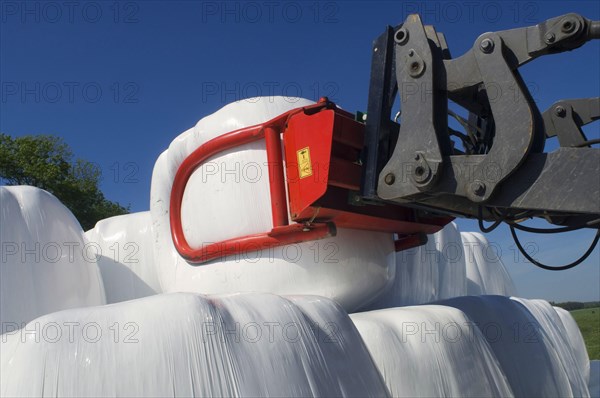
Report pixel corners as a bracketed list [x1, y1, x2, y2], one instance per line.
[361, 13, 600, 230]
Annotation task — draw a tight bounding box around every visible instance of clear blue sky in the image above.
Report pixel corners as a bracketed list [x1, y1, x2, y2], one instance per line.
[1, 1, 599, 302]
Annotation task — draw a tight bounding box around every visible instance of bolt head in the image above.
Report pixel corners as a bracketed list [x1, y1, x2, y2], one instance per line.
[544, 33, 556, 43]
[407, 60, 425, 78]
[384, 173, 395, 185]
[471, 181, 486, 196]
[480, 38, 494, 53]
[555, 106, 566, 117]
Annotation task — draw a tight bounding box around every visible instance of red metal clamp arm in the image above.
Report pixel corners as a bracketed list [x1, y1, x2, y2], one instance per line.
[169, 100, 335, 264]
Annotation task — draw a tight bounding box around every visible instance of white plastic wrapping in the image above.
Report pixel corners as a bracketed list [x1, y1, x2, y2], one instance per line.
[367, 222, 466, 309]
[0, 292, 389, 397]
[150, 97, 395, 311]
[554, 306, 590, 383]
[0, 186, 105, 326]
[462, 232, 517, 296]
[512, 298, 589, 396]
[351, 305, 513, 397]
[440, 295, 590, 397]
[1, 101, 592, 398]
[85, 212, 162, 303]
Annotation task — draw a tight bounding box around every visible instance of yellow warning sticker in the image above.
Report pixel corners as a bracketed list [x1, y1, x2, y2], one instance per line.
[297, 147, 313, 179]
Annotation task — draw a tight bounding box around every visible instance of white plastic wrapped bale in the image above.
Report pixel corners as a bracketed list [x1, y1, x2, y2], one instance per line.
[365, 222, 466, 309]
[590, 361, 600, 398]
[0, 186, 105, 327]
[350, 305, 513, 397]
[85, 212, 162, 303]
[512, 298, 589, 396]
[441, 295, 590, 397]
[461, 232, 517, 296]
[150, 97, 395, 312]
[554, 306, 590, 384]
[0, 292, 390, 397]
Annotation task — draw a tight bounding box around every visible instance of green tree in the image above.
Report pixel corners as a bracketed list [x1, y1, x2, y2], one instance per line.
[0, 133, 129, 230]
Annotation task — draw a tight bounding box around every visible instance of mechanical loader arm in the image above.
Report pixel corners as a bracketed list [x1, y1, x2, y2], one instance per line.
[358, 13, 600, 269]
[170, 13, 599, 270]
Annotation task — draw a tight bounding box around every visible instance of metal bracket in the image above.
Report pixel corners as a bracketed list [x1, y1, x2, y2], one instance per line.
[377, 14, 450, 200]
[543, 97, 600, 147]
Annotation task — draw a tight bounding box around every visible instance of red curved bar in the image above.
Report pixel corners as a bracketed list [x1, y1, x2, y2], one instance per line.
[169, 101, 333, 264]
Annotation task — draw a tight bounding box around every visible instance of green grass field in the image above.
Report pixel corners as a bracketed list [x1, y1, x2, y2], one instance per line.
[571, 307, 600, 360]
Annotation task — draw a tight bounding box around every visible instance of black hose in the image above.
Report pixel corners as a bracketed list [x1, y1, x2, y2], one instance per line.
[508, 218, 600, 233]
[477, 206, 503, 233]
[510, 226, 600, 271]
[479, 206, 600, 270]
